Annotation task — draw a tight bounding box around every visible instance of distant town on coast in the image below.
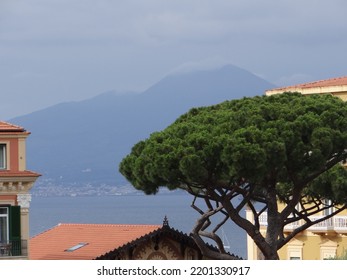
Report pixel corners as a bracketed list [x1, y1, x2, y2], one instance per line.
[31, 179, 182, 197]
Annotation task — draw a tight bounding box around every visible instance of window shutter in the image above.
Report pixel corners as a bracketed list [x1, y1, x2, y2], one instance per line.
[9, 206, 21, 255]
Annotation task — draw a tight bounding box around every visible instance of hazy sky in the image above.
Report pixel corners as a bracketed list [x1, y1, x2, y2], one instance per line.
[1, 0, 347, 119]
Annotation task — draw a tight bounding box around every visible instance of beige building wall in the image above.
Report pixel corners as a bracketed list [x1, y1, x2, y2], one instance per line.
[265, 85, 347, 101]
[18, 137, 27, 171]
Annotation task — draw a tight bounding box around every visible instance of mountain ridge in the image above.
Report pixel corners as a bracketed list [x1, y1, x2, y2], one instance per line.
[10, 64, 275, 188]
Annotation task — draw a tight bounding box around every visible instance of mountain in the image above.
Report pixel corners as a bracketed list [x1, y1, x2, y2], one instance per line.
[10, 64, 275, 188]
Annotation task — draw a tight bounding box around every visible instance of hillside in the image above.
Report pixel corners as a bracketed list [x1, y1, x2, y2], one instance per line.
[10, 64, 275, 190]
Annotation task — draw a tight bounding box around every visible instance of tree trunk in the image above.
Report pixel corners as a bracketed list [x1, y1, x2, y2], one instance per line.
[248, 227, 280, 260]
[263, 186, 281, 260]
[220, 196, 280, 259]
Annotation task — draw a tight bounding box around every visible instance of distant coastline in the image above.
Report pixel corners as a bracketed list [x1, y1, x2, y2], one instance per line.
[31, 179, 186, 197]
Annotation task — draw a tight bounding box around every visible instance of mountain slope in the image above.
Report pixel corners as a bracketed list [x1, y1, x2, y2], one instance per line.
[10, 65, 275, 187]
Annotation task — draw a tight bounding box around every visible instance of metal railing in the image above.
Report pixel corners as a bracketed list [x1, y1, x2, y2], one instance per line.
[310, 216, 347, 232]
[258, 212, 347, 233]
[0, 239, 28, 258]
[258, 212, 300, 230]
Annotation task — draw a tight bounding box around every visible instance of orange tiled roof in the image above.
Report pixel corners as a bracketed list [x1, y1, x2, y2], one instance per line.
[267, 76, 347, 93]
[0, 121, 25, 132]
[0, 170, 41, 177]
[29, 223, 161, 260]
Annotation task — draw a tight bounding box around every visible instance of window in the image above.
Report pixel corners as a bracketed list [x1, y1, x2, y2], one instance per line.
[323, 199, 333, 216]
[65, 242, 88, 252]
[0, 144, 6, 169]
[0, 206, 21, 256]
[320, 240, 337, 260]
[287, 239, 303, 260]
[0, 207, 9, 243]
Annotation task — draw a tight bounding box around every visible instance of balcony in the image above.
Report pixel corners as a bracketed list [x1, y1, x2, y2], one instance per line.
[258, 213, 301, 231]
[0, 240, 28, 259]
[309, 216, 347, 234]
[258, 213, 347, 234]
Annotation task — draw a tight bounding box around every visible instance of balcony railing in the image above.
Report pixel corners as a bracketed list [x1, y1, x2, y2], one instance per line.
[0, 240, 28, 258]
[258, 212, 347, 234]
[310, 216, 347, 233]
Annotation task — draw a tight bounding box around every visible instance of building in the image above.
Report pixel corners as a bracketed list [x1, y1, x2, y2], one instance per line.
[246, 207, 347, 260]
[246, 76, 347, 260]
[30, 223, 161, 260]
[265, 76, 347, 101]
[30, 220, 241, 260]
[0, 121, 40, 259]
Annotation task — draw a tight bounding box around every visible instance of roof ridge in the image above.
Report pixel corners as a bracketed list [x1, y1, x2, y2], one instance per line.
[30, 223, 162, 244]
[297, 75, 347, 86]
[96, 224, 243, 260]
[0, 120, 25, 132]
[269, 75, 347, 91]
[57, 223, 161, 227]
[30, 223, 62, 239]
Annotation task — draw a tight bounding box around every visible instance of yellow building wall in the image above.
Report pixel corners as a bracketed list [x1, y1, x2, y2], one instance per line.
[333, 91, 347, 101]
[278, 204, 347, 260]
[247, 206, 347, 260]
[278, 233, 347, 260]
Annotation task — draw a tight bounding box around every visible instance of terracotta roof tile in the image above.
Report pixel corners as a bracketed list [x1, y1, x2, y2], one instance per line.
[29, 223, 161, 260]
[0, 170, 41, 177]
[0, 121, 25, 132]
[267, 76, 347, 93]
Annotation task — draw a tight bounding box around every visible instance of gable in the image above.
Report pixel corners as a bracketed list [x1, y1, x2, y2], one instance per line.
[96, 225, 242, 260]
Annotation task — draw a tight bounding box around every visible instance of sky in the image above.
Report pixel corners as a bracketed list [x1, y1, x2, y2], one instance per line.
[1, 0, 347, 120]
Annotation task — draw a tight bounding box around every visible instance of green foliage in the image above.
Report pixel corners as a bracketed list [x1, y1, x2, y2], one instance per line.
[326, 250, 347, 260]
[120, 92, 347, 201]
[119, 92, 347, 259]
[306, 165, 347, 204]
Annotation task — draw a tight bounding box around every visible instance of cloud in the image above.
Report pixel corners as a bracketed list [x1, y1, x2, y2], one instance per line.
[167, 57, 232, 75]
[274, 73, 316, 87]
[1, 0, 347, 120]
[2, 0, 347, 47]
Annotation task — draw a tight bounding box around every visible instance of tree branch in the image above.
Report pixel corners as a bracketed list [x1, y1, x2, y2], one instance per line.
[300, 152, 347, 187]
[278, 205, 347, 248]
[190, 203, 239, 260]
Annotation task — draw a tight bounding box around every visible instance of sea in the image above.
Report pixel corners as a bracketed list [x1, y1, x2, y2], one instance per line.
[29, 194, 247, 259]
